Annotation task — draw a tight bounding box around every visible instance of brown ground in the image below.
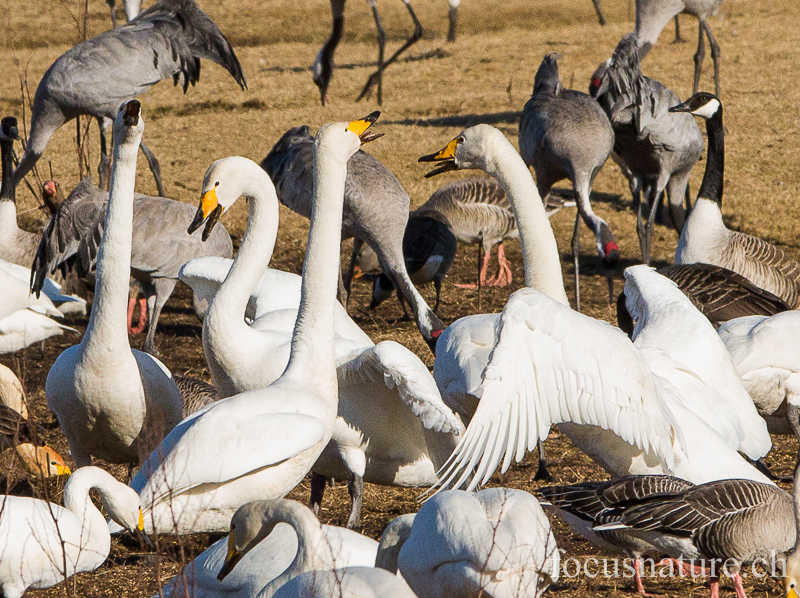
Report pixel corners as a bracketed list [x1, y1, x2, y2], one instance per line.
[1, 0, 799, 595]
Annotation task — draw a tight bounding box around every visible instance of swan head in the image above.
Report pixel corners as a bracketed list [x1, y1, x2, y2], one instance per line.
[218, 500, 281, 580]
[15, 443, 71, 477]
[315, 111, 383, 161]
[189, 156, 272, 241]
[418, 124, 505, 177]
[113, 100, 144, 144]
[0, 116, 20, 142]
[669, 92, 721, 120]
[102, 484, 145, 537]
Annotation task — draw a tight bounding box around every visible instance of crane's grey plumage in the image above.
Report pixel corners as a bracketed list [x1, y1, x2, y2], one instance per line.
[419, 177, 521, 288]
[369, 208, 456, 314]
[539, 475, 695, 595]
[262, 125, 444, 352]
[0, 117, 41, 269]
[174, 375, 219, 417]
[592, 34, 703, 265]
[31, 179, 233, 355]
[520, 53, 619, 310]
[635, 0, 725, 95]
[617, 263, 791, 335]
[672, 93, 800, 308]
[13, 0, 246, 197]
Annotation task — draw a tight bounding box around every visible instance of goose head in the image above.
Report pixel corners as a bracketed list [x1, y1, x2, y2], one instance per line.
[15, 443, 71, 477]
[669, 92, 721, 120]
[418, 124, 504, 178]
[0, 116, 20, 142]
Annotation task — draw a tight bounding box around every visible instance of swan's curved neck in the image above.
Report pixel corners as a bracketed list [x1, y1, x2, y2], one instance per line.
[697, 108, 724, 206]
[82, 131, 140, 355]
[208, 178, 279, 325]
[0, 136, 15, 204]
[63, 468, 115, 562]
[483, 133, 569, 305]
[260, 503, 336, 596]
[281, 138, 344, 392]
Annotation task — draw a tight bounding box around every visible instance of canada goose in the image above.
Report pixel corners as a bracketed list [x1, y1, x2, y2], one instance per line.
[12, 0, 246, 197]
[617, 263, 791, 336]
[0, 117, 40, 268]
[635, 0, 726, 95]
[262, 124, 444, 352]
[368, 208, 457, 314]
[421, 125, 682, 493]
[520, 52, 619, 309]
[0, 466, 144, 598]
[159, 499, 379, 598]
[592, 34, 703, 265]
[31, 178, 233, 355]
[671, 92, 800, 307]
[44, 101, 183, 468]
[123, 114, 381, 534]
[394, 488, 560, 598]
[539, 475, 695, 595]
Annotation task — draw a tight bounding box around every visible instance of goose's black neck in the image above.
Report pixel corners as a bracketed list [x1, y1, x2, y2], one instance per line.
[697, 105, 724, 206]
[0, 136, 15, 203]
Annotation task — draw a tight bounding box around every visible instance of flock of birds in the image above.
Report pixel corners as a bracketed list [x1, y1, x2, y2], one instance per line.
[1, 1, 799, 598]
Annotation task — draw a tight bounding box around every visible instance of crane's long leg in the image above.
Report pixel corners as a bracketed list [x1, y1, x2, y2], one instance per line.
[346, 472, 364, 529]
[532, 438, 552, 481]
[106, 0, 118, 27]
[98, 118, 110, 190]
[671, 15, 686, 43]
[591, 0, 606, 26]
[141, 278, 176, 356]
[692, 18, 706, 94]
[447, 1, 458, 41]
[571, 211, 581, 312]
[139, 141, 165, 197]
[362, 0, 387, 104]
[357, 0, 424, 104]
[702, 20, 721, 97]
[309, 472, 327, 515]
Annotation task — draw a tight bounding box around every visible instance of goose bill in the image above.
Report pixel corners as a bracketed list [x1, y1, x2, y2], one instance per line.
[188, 188, 223, 241]
[668, 99, 692, 113]
[347, 111, 383, 144]
[418, 138, 460, 178]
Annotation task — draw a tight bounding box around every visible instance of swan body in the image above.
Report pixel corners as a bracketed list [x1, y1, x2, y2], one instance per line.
[272, 568, 417, 598]
[44, 101, 182, 467]
[397, 488, 559, 598]
[159, 500, 378, 598]
[126, 115, 377, 534]
[0, 466, 143, 598]
[421, 125, 682, 492]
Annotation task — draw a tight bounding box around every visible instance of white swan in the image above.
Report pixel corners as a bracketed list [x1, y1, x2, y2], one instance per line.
[272, 568, 417, 598]
[0, 466, 144, 598]
[385, 488, 559, 598]
[420, 125, 682, 492]
[158, 499, 378, 598]
[125, 113, 380, 534]
[44, 101, 182, 467]
[718, 311, 800, 435]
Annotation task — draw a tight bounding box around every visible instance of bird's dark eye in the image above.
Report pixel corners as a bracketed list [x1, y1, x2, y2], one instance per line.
[51, 461, 57, 465]
[457, 136, 465, 143]
[215, 181, 220, 187]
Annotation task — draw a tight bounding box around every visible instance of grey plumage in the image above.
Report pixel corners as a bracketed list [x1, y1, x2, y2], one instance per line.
[13, 0, 246, 197]
[174, 375, 219, 417]
[672, 93, 800, 308]
[0, 117, 41, 268]
[592, 34, 703, 265]
[369, 208, 457, 314]
[520, 52, 618, 309]
[31, 178, 233, 355]
[635, 0, 725, 95]
[616, 263, 791, 335]
[262, 125, 444, 351]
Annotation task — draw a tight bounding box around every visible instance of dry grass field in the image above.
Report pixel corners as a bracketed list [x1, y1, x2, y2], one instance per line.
[1, 0, 799, 595]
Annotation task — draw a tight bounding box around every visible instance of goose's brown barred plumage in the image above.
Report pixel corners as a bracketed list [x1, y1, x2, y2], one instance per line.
[174, 375, 219, 417]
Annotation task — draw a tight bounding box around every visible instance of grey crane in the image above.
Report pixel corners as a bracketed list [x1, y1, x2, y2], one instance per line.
[31, 178, 233, 356]
[368, 208, 457, 314]
[520, 53, 619, 310]
[0, 117, 41, 269]
[539, 475, 695, 595]
[672, 92, 800, 307]
[592, 34, 703, 265]
[635, 0, 725, 95]
[262, 125, 445, 352]
[617, 263, 790, 336]
[13, 0, 246, 199]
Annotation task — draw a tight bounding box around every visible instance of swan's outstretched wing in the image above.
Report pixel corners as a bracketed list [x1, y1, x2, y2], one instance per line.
[434, 289, 682, 493]
[338, 341, 464, 435]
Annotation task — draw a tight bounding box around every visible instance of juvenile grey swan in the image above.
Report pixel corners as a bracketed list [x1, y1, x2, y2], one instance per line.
[671, 92, 800, 308]
[592, 34, 703, 264]
[520, 53, 619, 309]
[31, 179, 233, 355]
[13, 0, 246, 198]
[262, 124, 444, 352]
[635, 0, 726, 95]
[0, 117, 41, 268]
